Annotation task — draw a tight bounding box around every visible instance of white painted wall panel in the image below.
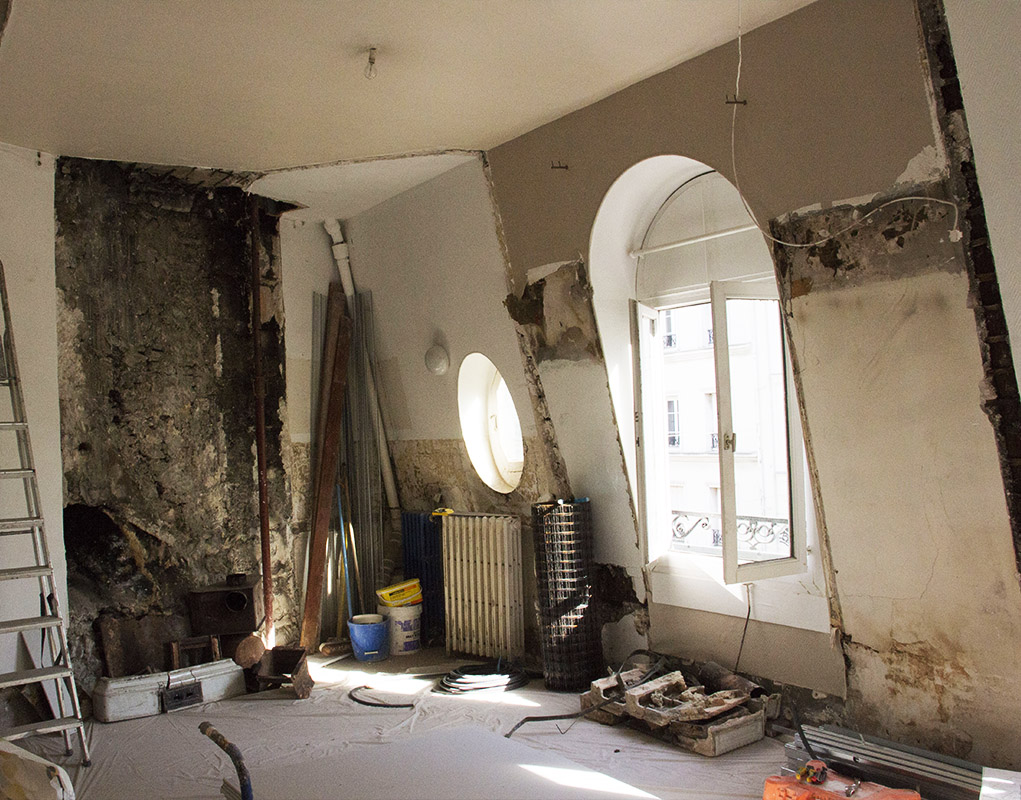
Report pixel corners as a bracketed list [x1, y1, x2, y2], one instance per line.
[345, 158, 533, 443]
[944, 2, 1021, 384]
[0, 143, 62, 672]
[278, 219, 339, 444]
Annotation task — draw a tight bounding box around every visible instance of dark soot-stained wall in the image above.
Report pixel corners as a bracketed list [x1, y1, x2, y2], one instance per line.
[54, 159, 293, 690]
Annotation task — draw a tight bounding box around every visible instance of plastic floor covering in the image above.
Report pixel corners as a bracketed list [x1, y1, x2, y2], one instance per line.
[23, 650, 786, 800]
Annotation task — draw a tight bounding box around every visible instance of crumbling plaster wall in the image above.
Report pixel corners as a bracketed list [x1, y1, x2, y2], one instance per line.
[771, 193, 1021, 766]
[485, 0, 1021, 769]
[506, 262, 648, 664]
[55, 159, 299, 687]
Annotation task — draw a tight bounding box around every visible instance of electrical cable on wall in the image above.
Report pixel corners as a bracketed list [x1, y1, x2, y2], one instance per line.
[727, 0, 961, 251]
[733, 583, 752, 674]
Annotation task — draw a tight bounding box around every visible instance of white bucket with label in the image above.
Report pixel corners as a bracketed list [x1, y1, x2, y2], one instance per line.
[377, 603, 422, 656]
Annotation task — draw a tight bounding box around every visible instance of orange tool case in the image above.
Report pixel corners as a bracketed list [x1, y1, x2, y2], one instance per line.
[763, 772, 921, 800]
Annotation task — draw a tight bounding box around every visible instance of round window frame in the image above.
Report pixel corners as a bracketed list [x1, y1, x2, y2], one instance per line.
[457, 353, 524, 494]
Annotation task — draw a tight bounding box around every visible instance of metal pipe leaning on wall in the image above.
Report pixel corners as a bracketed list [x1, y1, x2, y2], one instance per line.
[322, 218, 399, 511]
[249, 197, 274, 646]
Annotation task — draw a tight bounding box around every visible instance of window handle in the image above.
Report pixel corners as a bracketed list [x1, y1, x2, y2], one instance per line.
[723, 432, 737, 451]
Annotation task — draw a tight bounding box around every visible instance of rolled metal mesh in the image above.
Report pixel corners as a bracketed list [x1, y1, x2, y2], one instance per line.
[532, 500, 603, 691]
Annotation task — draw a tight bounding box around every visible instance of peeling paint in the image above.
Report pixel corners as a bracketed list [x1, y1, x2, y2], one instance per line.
[773, 181, 963, 296]
[506, 261, 601, 364]
[896, 144, 948, 185]
[843, 638, 976, 759]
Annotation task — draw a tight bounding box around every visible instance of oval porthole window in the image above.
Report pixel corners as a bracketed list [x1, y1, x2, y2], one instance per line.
[457, 353, 524, 493]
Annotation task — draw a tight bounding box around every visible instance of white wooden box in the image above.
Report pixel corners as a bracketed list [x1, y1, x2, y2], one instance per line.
[93, 659, 245, 722]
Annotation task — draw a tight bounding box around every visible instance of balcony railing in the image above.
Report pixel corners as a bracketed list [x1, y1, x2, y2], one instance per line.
[670, 510, 790, 553]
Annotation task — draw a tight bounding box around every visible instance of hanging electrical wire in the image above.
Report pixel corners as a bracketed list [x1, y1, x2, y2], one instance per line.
[504, 650, 668, 738]
[727, 0, 960, 251]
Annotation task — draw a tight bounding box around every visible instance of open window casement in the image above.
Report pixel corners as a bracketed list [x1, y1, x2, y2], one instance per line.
[632, 299, 671, 563]
[710, 280, 807, 583]
[634, 280, 807, 585]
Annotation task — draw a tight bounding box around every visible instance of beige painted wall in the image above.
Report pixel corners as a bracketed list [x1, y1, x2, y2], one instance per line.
[484, 0, 1021, 766]
[487, 0, 940, 691]
[278, 218, 340, 445]
[488, 0, 935, 291]
[345, 158, 533, 445]
[0, 143, 63, 673]
[793, 268, 1021, 765]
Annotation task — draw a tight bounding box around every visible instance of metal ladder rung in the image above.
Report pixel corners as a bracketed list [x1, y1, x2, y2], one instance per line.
[0, 616, 62, 634]
[0, 469, 34, 479]
[0, 516, 44, 531]
[0, 665, 72, 690]
[0, 565, 52, 581]
[0, 258, 88, 765]
[4, 717, 83, 741]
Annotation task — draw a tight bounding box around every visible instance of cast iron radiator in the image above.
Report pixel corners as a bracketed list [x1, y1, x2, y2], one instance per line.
[532, 500, 604, 690]
[441, 513, 525, 659]
[400, 512, 445, 646]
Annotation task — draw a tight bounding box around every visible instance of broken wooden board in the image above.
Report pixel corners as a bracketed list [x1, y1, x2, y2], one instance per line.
[626, 705, 766, 757]
[300, 283, 353, 650]
[255, 646, 314, 699]
[578, 668, 643, 724]
[623, 670, 749, 727]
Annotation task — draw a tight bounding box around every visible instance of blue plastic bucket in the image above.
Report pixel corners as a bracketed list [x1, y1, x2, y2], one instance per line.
[348, 613, 389, 662]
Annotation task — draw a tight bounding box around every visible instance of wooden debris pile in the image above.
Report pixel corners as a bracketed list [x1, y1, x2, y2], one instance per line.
[580, 660, 779, 757]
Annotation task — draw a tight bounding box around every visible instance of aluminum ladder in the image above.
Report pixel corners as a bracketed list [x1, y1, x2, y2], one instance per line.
[0, 258, 89, 765]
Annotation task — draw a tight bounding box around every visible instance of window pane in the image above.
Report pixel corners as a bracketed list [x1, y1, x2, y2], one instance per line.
[659, 303, 722, 554]
[493, 375, 524, 465]
[723, 298, 792, 564]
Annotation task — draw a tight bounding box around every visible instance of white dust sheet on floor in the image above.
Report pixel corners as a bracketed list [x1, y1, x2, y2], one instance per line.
[28, 658, 783, 800]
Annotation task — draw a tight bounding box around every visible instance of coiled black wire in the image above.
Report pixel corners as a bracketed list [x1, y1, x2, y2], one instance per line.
[432, 661, 532, 694]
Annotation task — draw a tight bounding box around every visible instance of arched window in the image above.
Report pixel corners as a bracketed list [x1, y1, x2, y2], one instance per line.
[632, 171, 807, 584]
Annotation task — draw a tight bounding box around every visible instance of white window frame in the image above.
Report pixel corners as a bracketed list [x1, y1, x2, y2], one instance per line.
[487, 369, 524, 486]
[665, 396, 681, 450]
[632, 279, 807, 585]
[710, 279, 807, 583]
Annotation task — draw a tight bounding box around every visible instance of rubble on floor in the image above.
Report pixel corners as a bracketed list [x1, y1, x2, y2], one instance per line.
[580, 658, 779, 757]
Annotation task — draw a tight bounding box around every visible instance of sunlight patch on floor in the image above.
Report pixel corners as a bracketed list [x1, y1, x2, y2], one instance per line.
[520, 764, 659, 798]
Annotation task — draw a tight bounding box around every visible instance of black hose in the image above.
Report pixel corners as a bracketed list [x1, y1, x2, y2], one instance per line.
[348, 685, 415, 709]
[199, 721, 252, 800]
[504, 650, 667, 738]
[790, 704, 819, 761]
[433, 662, 531, 694]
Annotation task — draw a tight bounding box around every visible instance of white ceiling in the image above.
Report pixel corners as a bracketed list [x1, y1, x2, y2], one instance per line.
[249, 151, 479, 221]
[0, 0, 817, 174]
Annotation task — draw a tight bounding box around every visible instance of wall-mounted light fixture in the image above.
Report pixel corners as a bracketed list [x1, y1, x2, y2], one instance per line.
[425, 344, 449, 375]
[364, 47, 378, 80]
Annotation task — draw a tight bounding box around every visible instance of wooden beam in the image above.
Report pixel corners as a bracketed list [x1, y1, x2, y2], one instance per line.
[299, 294, 352, 650]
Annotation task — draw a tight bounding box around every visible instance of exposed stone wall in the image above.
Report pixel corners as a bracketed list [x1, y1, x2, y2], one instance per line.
[54, 159, 297, 693]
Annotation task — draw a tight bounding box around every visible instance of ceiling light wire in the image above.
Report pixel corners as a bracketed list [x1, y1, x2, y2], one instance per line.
[364, 47, 378, 80]
[727, 0, 960, 250]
